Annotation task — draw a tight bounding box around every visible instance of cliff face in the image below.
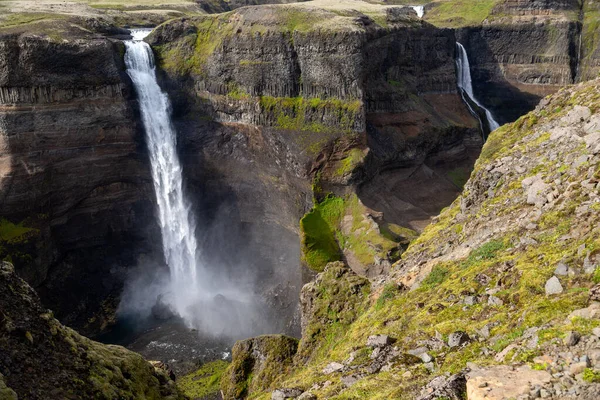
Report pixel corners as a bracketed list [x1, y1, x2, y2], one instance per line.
[223, 76, 600, 400]
[425, 0, 600, 126]
[0, 261, 182, 399]
[458, 20, 580, 124]
[0, 25, 160, 334]
[148, 5, 481, 280]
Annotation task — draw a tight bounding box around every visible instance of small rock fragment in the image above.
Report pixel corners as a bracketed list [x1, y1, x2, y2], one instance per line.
[448, 331, 471, 348]
[322, 362, 344, 374]
[545, 276, 563, 295]
[563, 331, 581, 347]
[297, 393, 317, 400]
[488, 296, 504, 306]
[554, 262, 569, 276]
[366, 334, 395, 348]
[272, 388, 303, 400]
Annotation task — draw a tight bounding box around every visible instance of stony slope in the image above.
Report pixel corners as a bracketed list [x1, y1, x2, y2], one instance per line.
[218, 77, 600, 399]
[0, 261, 183, 399]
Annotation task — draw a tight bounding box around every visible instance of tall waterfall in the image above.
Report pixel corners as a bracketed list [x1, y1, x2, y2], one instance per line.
[410, 5, 424, 18]
[455, 42, 500, 133]
[125, 30, 202, 321]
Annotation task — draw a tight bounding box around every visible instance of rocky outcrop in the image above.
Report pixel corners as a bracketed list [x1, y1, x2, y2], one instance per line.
[220, 334, 298, 399]
[0, 261, 183, 399]
[298, 261, 370, 360]
[0, 29, 159, 334]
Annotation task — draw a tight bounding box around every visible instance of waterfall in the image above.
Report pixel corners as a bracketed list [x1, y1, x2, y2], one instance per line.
[123, 29, 265, 338]
[455, 42, 500, 133]
[410, 5, 425, 18]
[125, 30, 202, 321]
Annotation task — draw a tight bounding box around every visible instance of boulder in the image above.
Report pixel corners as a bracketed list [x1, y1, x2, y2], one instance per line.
[545, 276, 563, 295]
[554, 262, 569, 276]
[322, 362, 345, 374]
[418, 373, 466, 400]
[563, 331, 581, 346]
[448, 331, 471, 348]
[590, 284, 600, 303]
[366, 335, 395, 348]
[271, 388, 303, 400]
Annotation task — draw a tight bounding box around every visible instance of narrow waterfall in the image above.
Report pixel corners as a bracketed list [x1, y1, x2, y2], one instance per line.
[410, 5, 425, 18]
[455, 42, 500, 134]
[125, 30, 202, 322]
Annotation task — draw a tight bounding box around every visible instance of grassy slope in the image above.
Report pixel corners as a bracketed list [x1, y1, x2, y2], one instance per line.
[247, 79, 600, 399]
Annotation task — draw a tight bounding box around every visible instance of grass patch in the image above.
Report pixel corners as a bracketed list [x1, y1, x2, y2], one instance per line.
[426, 0, 499, 28]
[422, 264, 450, 287]
[0, 218, 37, 243]
[177, 360, 229, 399]
[335, 148, 364, 177]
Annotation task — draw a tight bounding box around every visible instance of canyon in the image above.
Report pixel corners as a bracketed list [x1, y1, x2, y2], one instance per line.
[0, 0, 600, 399]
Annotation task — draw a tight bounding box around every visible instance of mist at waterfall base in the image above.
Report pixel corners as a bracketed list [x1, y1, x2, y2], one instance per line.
[455, 42, 500, 136]
[116, 29, 272, 344]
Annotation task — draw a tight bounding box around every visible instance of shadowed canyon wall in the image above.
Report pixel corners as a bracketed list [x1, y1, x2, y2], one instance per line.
[1, 0, 600, 336]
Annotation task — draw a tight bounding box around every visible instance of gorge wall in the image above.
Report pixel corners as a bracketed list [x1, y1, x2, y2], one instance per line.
[0, 22, 162, 335]
[2, 0, 600, 340]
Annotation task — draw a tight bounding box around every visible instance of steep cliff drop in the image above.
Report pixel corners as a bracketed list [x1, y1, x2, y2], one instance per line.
[456, 42, 500, 137]
[123, 30, 263, 340]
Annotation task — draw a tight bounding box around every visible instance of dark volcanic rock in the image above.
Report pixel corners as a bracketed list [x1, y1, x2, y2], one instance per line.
[0, 31, 159, 334]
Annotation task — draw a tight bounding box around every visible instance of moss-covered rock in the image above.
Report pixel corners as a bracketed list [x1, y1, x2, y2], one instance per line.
[221, 334, 298, 399]
[300, 195, 413, 275]
[0, 261, 183, 399]
[298, 262, 370, 361]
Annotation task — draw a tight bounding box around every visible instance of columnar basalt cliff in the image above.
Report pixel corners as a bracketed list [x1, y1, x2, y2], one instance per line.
[148, 6, 483, 280]
[0, 24, 159, 334]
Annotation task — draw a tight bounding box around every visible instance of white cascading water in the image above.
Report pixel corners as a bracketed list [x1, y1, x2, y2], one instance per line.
[125, 30, 202, 322]
[123, 30, 261, 338]
[410, 5, 425, 18]
[455, 42, 500, 132]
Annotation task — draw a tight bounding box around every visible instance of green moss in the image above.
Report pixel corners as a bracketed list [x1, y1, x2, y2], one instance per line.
[375, 283, 400, 309]
[178, 360, 228, 399]
[0, 218, 37, 243]
[221, 335, 298, 399]
[425, 0, 499, 28]
[300, 196, 345, 272]
[258, 95, 362, 134]
[582, 368, 600, 383]
[335, 148, 364, 177]
[0, 13, 66, 28]
[422, 265, 450, 287]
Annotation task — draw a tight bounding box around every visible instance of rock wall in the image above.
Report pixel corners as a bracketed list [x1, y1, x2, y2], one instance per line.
[149, 7, 482, 286]
[458, 21, 580, 124]
[0, 31, 159, 334]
